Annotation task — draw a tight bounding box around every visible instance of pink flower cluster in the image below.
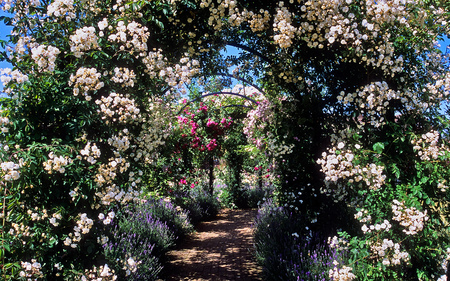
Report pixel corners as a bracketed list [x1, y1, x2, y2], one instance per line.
[206, 139, 217, 151]
[176, 103, 233, 153]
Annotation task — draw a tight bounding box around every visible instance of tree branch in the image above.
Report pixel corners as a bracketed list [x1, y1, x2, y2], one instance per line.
[177, 91, 258, 115]
[225, 41, 273, 65]
[214, 72, 268, 98]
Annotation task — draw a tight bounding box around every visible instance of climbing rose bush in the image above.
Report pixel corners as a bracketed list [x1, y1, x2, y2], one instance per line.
[0, 0, 199, 279]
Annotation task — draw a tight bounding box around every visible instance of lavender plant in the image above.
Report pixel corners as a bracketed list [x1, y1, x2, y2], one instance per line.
[103, 224, 163, 281]
[102, 198, 194, 280]
[254, 199, 344, 281]
[136, 198, 194, 238]
[113, 206, 177, 257]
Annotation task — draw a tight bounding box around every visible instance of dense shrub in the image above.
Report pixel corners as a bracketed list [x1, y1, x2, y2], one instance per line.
[242, 184, 274, 209]
[253, 199, 344, 281]
[172, 186, 221, 224]
[216, 183, 237, 209]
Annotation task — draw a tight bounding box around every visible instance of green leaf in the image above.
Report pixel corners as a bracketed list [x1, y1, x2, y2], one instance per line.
[373, 142, 385, 154]
[420, 176, 429, 184]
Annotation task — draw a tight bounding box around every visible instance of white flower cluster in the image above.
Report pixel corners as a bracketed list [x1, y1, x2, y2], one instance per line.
[439, 248, 450, 280]
[94, 183, 142, 206]
[127, 170, 143, 187]
[9, 221, 30, 236]
[69, 67, 104, 101]
[1, 161, 21, 181]
[69, 187, 80, 201]
[111, 67, 136, 88]
[63, 213, 94, 248]
[70, 26, 100, 58]
[95, 93, 141, 124]
[203, 0, 270, 33]
[97, 234, 109, 245]
[0, 68, 29, 95]
[134, 99, 172, 164]
[200, 0, 229, 30]
[317, 142, 386, 197]
[438, 180, 449, 192]
[27, 208, 49, 222]
[142, 50, 200, 88]
[266, 132, 295, 158]
[19, 259, 43, 279]
[411, 130, 449, 161]
[298, 0, 411, 74]
[91, 130, 143, 206]
[248, 9, 271, 32]
[337, 81, 413, 127]
[273, 3, 297, 48]
[49, 212, 62, 227]
[108, 134, 130, 152]
[1, 0, 13, 10]
[354, 208, 371, 223]
[0, 110, 11, 133]
[111, 0, 143, 16]
[392, 199, 428, 235]
[81, 264, 117, 281]
[98, 17, 108, 34]
[0, 68, 23, 84]
[98, 211, 115, 225]
[80, 142, 101, 165]
[124, 257, 141, 276]
[30, 44, 61, 72]
[108, 21, 149, 55]
[361, 219, 391, 234]
[328, 235, 349, 251]
[47, 0, 75, 21]
[425, 72, 450, 103]
[329, 261, 356, 281]
[95, 157, 127, 187]
[370, 238, 409, 266]
[199, 0, 429, 75]
[42, 152, 73, 174]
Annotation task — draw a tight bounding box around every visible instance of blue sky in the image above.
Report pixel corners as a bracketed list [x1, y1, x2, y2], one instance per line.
[0, 10, 12, 92]
[0, 10, 12, 69]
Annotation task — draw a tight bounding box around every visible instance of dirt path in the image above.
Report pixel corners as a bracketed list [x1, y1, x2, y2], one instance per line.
[162, 208, 263, 281]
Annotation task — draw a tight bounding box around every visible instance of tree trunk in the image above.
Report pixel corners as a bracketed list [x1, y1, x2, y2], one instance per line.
[208, 155, 214, 195]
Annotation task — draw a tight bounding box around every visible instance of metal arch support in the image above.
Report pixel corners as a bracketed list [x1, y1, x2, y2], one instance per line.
[177, 91, 258, 115]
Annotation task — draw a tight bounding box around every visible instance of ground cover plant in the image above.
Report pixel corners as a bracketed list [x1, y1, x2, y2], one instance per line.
[0, 0, 449, 280]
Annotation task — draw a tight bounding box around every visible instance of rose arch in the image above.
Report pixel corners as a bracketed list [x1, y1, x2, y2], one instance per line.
[0, 0, 449, 279]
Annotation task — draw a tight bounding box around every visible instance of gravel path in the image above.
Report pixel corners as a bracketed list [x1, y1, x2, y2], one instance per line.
[162, 208, 263, 281]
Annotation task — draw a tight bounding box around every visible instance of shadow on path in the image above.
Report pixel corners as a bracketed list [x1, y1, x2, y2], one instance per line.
[161, 208, 263, 281]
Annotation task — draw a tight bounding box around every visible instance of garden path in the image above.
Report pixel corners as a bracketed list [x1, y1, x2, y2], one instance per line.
[162, 208, 263, 281]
